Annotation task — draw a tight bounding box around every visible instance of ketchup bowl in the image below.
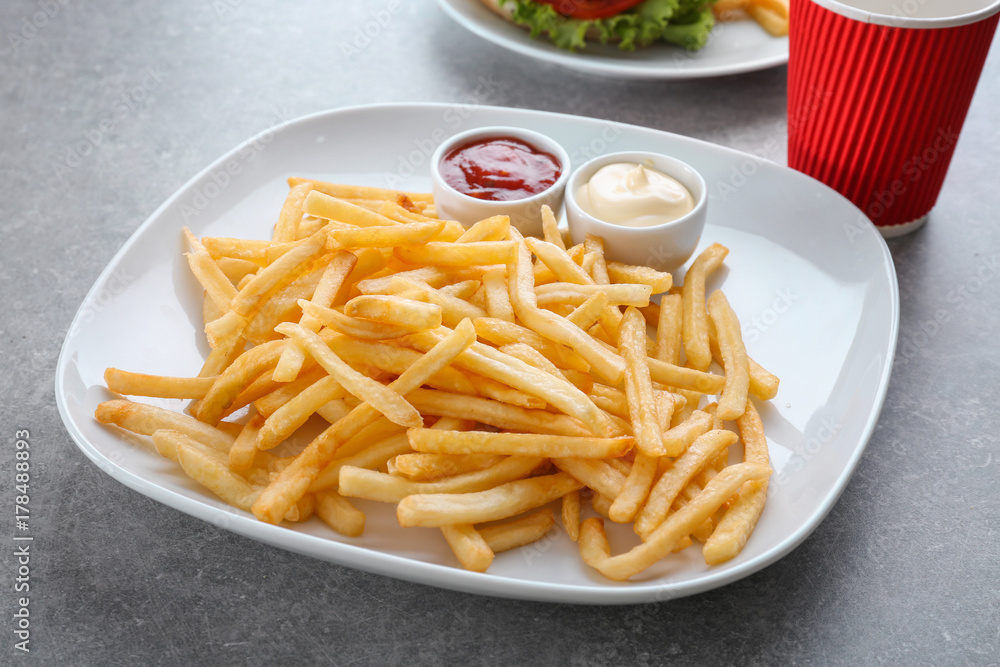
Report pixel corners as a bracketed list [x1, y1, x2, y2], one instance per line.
[565, 151, 707, 273]
[431, 126, 570, 237]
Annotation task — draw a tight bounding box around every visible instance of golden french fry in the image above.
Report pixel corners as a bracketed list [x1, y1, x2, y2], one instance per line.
[473, 318, 589, 373]
[508, 231, 624, 385]
[408, 429, 632, 459]
[231, 229, 328, 317]
[581, 463, 771, 580]
[607, 262, 672, 294]
[540, 205, 565, 248]
[344, 294, 443, 331]
[619, 307, 665, 457]
[273, 181, 313, 242]
[390, 452, 502, 481]
[328, 220, 445, 249]
[552, 457, 626, 499]
[274, 322, 422, 429]
[256, 375, 346, 451]
[482, 268, 515, 322]
[707, 290, 750, 420]
[303, 190, 401, 227]
[340, 456, 543, 504]
[229, 412, 265, 472]
[527, 237, 591, 285]
[634, 429, 738, 538]
[703, 399, 771, 564]
[315, 490, 366, 537]
[396, 472, 582, 527]
[407, 389, 591, 437]
[655, 293, 683, 365]
[478, 508, 556, 553]
[609, 454, 658, 524]
[456, 214, 510, 243]
[95, 399, 234, 451]
[441, 524, 495, 572]
[681, 243, 728, 371]
[252, 320, 477, 523]
[747, 0, 789, 36]
[104, 368, 216, 400]
[395, 241, 515, 267]
[561, 490, 581, 542]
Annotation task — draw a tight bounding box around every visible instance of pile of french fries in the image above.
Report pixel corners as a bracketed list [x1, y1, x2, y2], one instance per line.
[95, 178, 779, 581]
[714, 0, 789, 37]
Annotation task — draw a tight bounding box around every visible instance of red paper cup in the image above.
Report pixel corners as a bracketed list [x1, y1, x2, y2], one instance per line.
[788, 0, 1000, 237]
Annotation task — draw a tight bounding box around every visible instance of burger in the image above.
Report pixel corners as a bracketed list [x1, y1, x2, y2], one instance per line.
[479, 0, 717, 52]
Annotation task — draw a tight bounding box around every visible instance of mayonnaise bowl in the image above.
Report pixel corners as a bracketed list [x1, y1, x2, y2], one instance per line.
[566, 151, 708, 273]
[430, 126, 571, 238]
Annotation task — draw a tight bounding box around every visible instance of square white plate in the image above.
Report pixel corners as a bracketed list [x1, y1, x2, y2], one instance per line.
[56, 103, 897, 604]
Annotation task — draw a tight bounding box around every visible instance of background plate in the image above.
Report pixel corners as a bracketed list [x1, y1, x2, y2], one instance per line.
[56, 103, 897, 604]
[437, 0, 789, 80]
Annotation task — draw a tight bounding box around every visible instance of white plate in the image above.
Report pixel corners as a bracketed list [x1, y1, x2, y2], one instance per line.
[437, 0, 789, 80]
[56, 103, 897, 605]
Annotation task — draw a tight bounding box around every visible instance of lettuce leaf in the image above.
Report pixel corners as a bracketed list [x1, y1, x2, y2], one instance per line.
[502, 0, 715, 52]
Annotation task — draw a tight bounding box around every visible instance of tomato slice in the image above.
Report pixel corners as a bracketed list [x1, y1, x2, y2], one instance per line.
[536, 0, 646, 20]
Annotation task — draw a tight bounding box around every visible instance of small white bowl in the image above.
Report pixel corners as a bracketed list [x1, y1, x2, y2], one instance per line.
[565, 151, 708, 273]
[431, 126, 570, 237]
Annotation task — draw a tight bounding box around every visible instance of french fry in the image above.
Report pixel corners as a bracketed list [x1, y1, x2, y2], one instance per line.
[552, 457, 626, 499]
[707, 290, 750, 420]
[540, 205, 565, 249]
[634, 429, 738, 538]
[274, 322, 422, 429]
[273, 181, 313, 242]
[340, 456, 544, 503]
[580, 463, 771, 580]
[395, 241, 515, 267]
[703, 399, 771, 564]
[408, 429, 632, 459]
[526, 237, 591, 285]
[315, 490, 365, 537]
[252, 320, 476, 523]
[482, 268, 515, 322]
[104, 368, 216, 400]
[95, 399, 234, 451]
[478, 508, 556, 552]
[681, 243, 728, 371]
[344, 294, 443, 331]
[303, 190, 401, 227]
[441, 524, 494, 572]
[561, 490, 581, 542]
[607, 262, 673, 294]
[456, 214, 510, 243]
[508, 231, 624, 385]
[619, 307, 665, 457]
[390, 452, 502, 481]
[327, 220, 445, 249]
[396, 472, 582, 527]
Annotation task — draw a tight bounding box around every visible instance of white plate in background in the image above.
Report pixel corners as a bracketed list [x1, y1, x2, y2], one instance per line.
[56, 103, 896, 604]
[437, 0, 789, 80]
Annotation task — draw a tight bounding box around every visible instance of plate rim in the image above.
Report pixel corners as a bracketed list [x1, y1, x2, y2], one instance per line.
[436, 0, 790, 80]
[55, 102, 899, 605]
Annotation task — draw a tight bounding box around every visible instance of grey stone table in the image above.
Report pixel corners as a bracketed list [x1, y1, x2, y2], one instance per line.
[2, 1, 998, 664]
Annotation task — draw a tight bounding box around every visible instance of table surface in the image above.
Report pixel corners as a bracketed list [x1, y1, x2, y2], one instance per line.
[2, 1, 998, 664]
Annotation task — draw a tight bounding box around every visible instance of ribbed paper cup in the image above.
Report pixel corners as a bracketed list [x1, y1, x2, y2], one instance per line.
[788, 0, 1000, 237]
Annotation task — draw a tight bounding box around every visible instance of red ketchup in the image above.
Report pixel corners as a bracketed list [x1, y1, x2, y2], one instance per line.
[440, 136, 562, 202]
